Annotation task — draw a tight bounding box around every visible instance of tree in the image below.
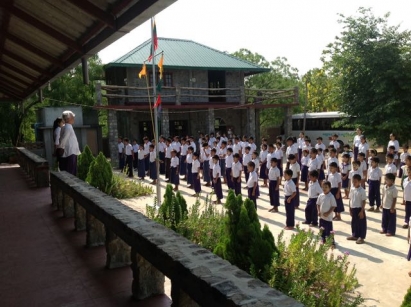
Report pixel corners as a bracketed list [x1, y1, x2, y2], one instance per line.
[86, 152, 113, 194]
[322, 8, 411, 144]
[77, 145, 95, 181]
[232, 49, 303, 127]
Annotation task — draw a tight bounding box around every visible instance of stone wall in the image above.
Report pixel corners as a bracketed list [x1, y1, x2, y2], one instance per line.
[50, 170, 303, 307]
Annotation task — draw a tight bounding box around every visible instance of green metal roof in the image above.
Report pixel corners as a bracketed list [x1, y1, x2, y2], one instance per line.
[105, 37, 270, 75]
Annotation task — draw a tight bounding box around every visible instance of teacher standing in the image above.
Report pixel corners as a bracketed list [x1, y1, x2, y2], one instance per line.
[59, 110, 81, 176]
[353, 127, 362, 161]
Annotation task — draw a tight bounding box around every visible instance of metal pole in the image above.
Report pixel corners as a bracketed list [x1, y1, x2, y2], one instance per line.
[303, 79, 308, 133]
[151, 17, 161, 205]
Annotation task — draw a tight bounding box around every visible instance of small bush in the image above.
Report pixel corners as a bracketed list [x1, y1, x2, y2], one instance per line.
[270, 228, 364, 307]
[77, 145, 95, 181]
[110, 174, 153, 199]
[401, 285, 411, 307]
[86, 152, 113, 194]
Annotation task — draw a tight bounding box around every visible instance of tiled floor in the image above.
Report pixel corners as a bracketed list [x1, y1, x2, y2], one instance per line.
[0, 166, 171, 307]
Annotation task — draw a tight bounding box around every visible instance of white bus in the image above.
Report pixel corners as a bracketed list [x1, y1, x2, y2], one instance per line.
[291, 112, 354, 147]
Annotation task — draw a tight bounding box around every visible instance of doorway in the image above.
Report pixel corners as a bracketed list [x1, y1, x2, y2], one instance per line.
[138, 121, 154, 141]
[169, 120, 188, 137]
[208, 70, 226, 102]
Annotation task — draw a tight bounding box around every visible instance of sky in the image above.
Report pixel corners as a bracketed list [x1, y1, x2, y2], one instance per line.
[98, 0, 411, 75]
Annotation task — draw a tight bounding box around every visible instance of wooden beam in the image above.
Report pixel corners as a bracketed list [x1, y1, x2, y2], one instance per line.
[0, 77, 26, 91]
[0, 0, 13, 60]
[81, 57, 89, 85]
[0, 4, 82, 53]
[66, 0, 115, 28]
[2, 49, 52, 76]
[0, 84, 24, 100]
[0, 70, 31, 87]
[1, 62, 38, 82]
[6, 33, 64, 68]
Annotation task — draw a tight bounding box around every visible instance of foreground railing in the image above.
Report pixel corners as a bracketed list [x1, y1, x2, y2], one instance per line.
[17, 147, 49, 187]
[50, 171, 302, 307]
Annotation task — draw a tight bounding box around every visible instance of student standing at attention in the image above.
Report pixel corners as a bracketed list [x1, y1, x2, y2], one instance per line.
[137, 144, 145, 180]
[246, 161, 258, 210]
[328, 162, 344, 221]
[303, 170, 323, 226]
[288, 154, 300, 208]
[268, 158, 281, 213]
[225, 148, 234, 190]
[212, 155, 223, 204]
[317, 181, 337, 244]
[403, 167, 411, 229]
[124, 138, 134, 178]
[367, 157, 382, 212]
[380, 173, 397, 236]
[283, 169, 297, 230]
[191, 152, 201, 197]
[149, 144, 157, 184]
[347, 174, 367, 244]
[232, 153, 242, 196]
[186, 146, 194, 188]
[170, 150, 180, 191]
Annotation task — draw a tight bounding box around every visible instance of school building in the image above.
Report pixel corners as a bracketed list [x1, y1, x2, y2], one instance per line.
[98, 37, 299, 165]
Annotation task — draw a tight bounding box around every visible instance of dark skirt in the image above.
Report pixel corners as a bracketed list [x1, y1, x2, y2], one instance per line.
[233, 177, 241, 195]
[126, 155, 133, 177]
[159, 152, 165, 174]
[278, 164, 283, 177]
[214, 178, 223, 200]
[405, 201, 411, 224]
[243, 165, 249, 182]
[292, 178, 300, 207]
[226, 168, 233, 189]
[220, 159, 226, 178]
[368, 180, 381, 207]
[149, 161, 157, 180]
[165, 157, 171, 179]
[330, 187, 344, 212]
[170, 166, 180, 185]
[382, 208, 396, 235]
[305, 198, 318, 225]
[319, 168, 325, 181]
[118, 153, 124, 170]
[138, 159, 145, 178]
[192, 173, 201, 193]
[248, 187, 257, 210]
[301, 165, 309, 183]
[133, 153, 138, 169]
[203, 160, 210, 183]
[285, 195, 295, 227]
[298, 148, 302, 164]
[320, 219, 334, 243]
[260, 163, 268, 179]
[399, 162, 405, 178]
[350, 207, 367, 239]
[187, 163, 193, 185]
[269, 180, 279, 207]
[65, 154, 78, 176]
[341, 175, 349, 189]
[180, 155, 187, 176]
[354, 147, 359, 161]
[144, 155, 149, 172]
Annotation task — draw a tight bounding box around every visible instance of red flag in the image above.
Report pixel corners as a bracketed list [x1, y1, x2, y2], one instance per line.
[154, 95, 161, 108]
[147, 18, 158, 62]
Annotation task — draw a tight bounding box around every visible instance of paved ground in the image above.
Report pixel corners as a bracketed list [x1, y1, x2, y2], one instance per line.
[0, 165, 171, 307]
[120, 166, 411, 307]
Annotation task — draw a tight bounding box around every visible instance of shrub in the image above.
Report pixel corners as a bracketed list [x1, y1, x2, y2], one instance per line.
[270, 228, 364, 307]
[110, 174, 153, 199]
[77, 145, 95, 181]
[214, 190, 277, 282]
[86, 152, 113, 194]
[401, 285, 411, 307]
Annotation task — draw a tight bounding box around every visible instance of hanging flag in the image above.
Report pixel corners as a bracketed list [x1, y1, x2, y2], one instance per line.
[138, 64, 146, 78]
[154, 94, 161, 108]
[147, 18, 158, 62]
[158, 54, 164, 79]
[156, 78, 163, 92]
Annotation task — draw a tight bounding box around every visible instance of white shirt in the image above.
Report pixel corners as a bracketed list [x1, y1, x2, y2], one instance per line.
[186, 153, 193, 164]
[218, 147, 227, 159]
[382, 185, 398, 209]
[284, 179, 296, 196]
[266, 151, 273, 168]
[125, 144, 133, 155]
[308, 157, 319, 171]
[201, 148, 210, 161]
[289, 162, 300, 179]
[330, 140, 340, 151]
[317, 193, 337, 221]
[260, 150, 268, 163]
[297, 137, 305, 149]
[358, 160, 367, 175]
[353, 135, 362, 148]
[143, 142, 151, 155]
[301, 156, 309, 167]
[226, 154, 233, 168]
[349, 186, 367, 208]
[302, 144, 312, 152]
[59, 123, 81, 157]
[132, 144, 139, 153]
[190, 141, 197, 153]
[387, 140, 400, 154]
[247, 171, 258, 188]
[233, 143, 242, 155]
[328, 172, 342, 188]
[327, 157, 339, 174]
[171, 156, 179, 168]
[138, 149, 144, 160]
[149, 151, 156, 162]
[158, 142, 165, 153]
[252, 158, 260, 172]
[241, 141, 249, 154]
[213, 163, 221, 178]
[339, 162, 351, 175]
[171, 141, 181, 153]
[192, 159, 200, 173]
[384, 163, 397, 175]
[165, 145, 172, 158]
[317, 154, 324, 167]
[315, 143, 326, 151]
[243, 153, 251, 166]
[286, 144, 298, 159]
[232, 161, 242, 177]
[273, 148, 283, 161]
[401, 152, 409, 163]
[308, 181, 323, 198]
[268, 166, 281, 181]
[181, 144, 188, 156]
[403, 177, 411, 201]
[117, 142, 124, 153]
[358, 142, 369, 155]
[349, 169, 362, 180]
[54, 126, 62, 146]
[368, 167, 382, 181]
[249, 143, 257, 153]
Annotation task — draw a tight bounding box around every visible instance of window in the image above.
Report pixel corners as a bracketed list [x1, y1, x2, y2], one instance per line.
[149, 72, 173, 87]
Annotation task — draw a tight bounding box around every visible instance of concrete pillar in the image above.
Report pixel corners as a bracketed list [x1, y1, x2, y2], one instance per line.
[239, 86, 245, 105]
[86, 212, 106, 247]
[171, 282, 200, 307]
[176, 86, 181, 106]
[131, 248, 165, 300]
[161, 109, 170, 137]
[105, 230, 131, 269]
[248, 107, 256, 138]
[207, 108, 215, 134]
[63, 194, 75, 218]
[108, 110, 119, 167]
[284, 106, 292, 138]
[74, 203, 86, 231]
[255, 109, 261, 142]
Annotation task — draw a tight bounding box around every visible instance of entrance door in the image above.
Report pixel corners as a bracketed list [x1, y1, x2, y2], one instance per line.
[169, 120, 188, 137]
[139, 121, 154, 141]
[208, 70, 226, 102]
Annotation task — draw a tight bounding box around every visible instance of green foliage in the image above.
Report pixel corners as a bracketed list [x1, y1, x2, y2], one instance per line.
[77, 145, 95, 181]
[109, 174, 153, 199]
[322, 8, 411, 144]
[158, 184, 188, 230]
[401, 285, 411, 307]
[214, 190, 277, 282]
[270, 228, 363, 307]
[232, 49, 303, 127]
[86, 152, 113, 194]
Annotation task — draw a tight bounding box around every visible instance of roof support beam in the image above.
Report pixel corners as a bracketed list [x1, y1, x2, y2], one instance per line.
[1, 62, 38, 82]
[3, 50, 52, 77]
[0, 70, 31, 87]
[0, 0, 13, 63]
[0, 77, 26, 91]
[66, 0, 115, 28]
[0, 84, 24, 100]
[0, 4, 82, 53]
[81, 57, 89, 85]
[6, 33, 64, 68]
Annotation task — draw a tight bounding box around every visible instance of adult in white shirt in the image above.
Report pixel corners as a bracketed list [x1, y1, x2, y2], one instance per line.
[402, 167, 411, 228]
[59, 110, 81, 176]
[353, 128, 362, 161]
[387, 133, 400, 161]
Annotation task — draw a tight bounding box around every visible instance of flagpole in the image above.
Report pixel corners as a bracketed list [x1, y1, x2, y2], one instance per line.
[151, 17, 161, 205]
